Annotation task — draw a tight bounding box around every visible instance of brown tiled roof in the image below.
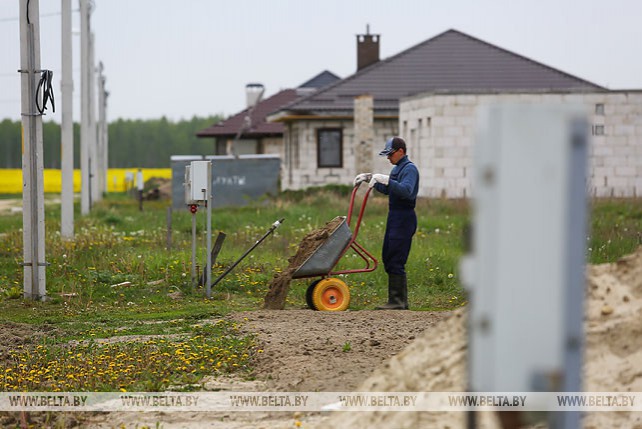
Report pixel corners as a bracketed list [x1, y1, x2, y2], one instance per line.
[196, 89, 298, 138]
[274, 29, 606, 117]
[197, 71, 341, 139]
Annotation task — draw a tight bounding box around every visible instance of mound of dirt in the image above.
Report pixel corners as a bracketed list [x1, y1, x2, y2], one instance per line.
[263, 217, 345, 310]
[0, 322, 59, 365]
[583, 248, 642, 429]
[144, 177, 171, 200]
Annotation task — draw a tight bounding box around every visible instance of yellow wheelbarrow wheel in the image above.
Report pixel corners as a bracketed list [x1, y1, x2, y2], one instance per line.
[311, 278, 350, 311]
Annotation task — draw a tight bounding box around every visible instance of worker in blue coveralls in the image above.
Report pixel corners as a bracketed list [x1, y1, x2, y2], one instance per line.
[353, 136, 419, 310]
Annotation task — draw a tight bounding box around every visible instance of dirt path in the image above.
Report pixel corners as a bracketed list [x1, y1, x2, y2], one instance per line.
[85, 309, 447, 428]
[228, 309, 447, 392]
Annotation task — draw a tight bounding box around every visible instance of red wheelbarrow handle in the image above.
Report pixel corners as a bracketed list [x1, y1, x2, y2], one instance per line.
[329, 184, 378, 275]
[347, 183, 372, 238]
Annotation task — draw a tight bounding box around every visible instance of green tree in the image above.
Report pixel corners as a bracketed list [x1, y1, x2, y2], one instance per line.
[0, 115, 222, 168]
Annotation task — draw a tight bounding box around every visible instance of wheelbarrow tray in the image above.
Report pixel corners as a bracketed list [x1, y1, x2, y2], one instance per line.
[292, 216, 352, 278]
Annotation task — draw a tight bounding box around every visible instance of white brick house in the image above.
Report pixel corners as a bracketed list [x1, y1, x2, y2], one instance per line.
[400, 91, 642, 198]
[269, 29, 642, 196]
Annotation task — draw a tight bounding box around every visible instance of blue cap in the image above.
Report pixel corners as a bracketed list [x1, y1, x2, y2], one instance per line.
[379, 137, 406, 156]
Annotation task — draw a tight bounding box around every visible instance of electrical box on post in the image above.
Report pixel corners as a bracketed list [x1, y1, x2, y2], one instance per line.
[190, 161, 210, 202]
[461, 104, 588, 400]
[184, 161, 211, 204]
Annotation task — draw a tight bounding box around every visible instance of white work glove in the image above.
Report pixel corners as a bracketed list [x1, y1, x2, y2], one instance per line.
[353, 173, 372, 186]
[369, 174, 390, 187]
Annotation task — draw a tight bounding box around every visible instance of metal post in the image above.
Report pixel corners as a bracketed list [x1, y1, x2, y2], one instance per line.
[19, 0, 47, 299]
[60, 0, 74, 239]
[80, 0, 90, 215]
[166, 207, 172, 250]
[191, 211, 197, 285]
[137, 169, 143, 211]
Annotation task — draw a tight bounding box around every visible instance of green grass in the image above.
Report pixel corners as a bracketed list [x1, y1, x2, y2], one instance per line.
[588, 199, 642, 263]
[0, 189, 640, 392]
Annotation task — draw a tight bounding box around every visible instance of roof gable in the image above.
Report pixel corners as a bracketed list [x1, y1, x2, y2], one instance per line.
[298, 70, 341, 89]
[279, 29, 605, 115]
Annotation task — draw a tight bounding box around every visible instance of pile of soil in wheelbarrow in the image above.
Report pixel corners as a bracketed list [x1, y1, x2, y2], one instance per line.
[263, 217, 344, 310]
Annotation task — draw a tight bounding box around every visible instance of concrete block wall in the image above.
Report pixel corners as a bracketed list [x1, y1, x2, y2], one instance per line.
[401, 94, 477, 198]
[590, 92, 642, 197]
[400, 91, 642, 198]
[262, 137, 284, 159]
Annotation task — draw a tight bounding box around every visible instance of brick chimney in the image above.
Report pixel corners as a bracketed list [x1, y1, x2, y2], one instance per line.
[356, 25, 380, 71]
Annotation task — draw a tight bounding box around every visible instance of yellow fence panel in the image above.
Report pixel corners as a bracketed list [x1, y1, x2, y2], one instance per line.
[0, 169, 172, 194]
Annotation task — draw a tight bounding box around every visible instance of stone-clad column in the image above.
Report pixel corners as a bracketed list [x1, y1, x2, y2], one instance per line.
[354, 95, 374, 174]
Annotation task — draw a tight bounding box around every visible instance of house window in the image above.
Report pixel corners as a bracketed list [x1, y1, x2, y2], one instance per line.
[215, 139, 227, 155]
[592, 125, 605, 136]
[595, 103, 605, 115]
[317, 128, 342, 168]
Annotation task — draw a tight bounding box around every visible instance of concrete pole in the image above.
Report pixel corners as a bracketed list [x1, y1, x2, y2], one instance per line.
[60, 0, 74, 239]
[96, 62, 104, 196]
[103, 88, 109, 194]
[19, 0, 47, 299]
[205, 162, 212, 298]
[80, 0, 90, 214]
[89, 31, 99, 203]
[97, 62, 108, 196]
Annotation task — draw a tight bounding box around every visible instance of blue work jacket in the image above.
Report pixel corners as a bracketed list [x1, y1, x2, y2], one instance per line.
[373, 155, 419, 210]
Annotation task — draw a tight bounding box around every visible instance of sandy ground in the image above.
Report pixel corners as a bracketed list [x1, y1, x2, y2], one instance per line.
[2, 248, 641, 428]
[0, 198, 21, 214]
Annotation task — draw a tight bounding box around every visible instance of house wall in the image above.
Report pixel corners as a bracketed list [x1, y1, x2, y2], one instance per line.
[262, 137, 284, 158]
[400, 91, 642, 198]
[282, 118, 398, 190]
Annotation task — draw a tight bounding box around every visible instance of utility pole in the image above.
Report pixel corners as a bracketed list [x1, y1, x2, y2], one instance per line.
[19, 0, 47, 299]
[80, 0, 91, 214]
[60, 0, 74, 239]
[97, 62, 108, 197]
[89, 31, 99, 203]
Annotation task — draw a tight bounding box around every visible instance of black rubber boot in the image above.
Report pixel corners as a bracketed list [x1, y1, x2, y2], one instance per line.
[375, 274, 406, 310]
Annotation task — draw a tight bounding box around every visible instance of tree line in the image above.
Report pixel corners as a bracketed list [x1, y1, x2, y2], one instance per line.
[0, 115, 221, 168]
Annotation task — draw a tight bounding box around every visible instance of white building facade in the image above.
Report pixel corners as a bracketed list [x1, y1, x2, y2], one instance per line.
[400, 91, 642, 198]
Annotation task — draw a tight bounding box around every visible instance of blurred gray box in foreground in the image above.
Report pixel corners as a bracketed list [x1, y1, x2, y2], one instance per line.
[462, 103, 589, 395]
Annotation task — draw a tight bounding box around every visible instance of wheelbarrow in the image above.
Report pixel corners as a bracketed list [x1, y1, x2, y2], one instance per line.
[292, 183, 378, 311]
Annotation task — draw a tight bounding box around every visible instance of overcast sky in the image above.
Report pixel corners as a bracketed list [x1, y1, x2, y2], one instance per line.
[1, 0, 642, 123]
